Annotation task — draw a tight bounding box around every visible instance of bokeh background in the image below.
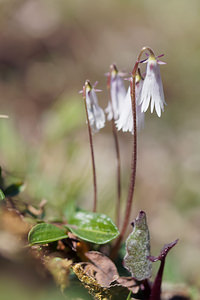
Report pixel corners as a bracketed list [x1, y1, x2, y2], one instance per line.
[0, 0, 200, 299]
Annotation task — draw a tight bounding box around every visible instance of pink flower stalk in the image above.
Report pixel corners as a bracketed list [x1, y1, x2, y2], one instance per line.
[139, 54, 166, 117]
[84, 80, 105, 133]
[116, 72, 145, 134]
[105, 64, 126, 121]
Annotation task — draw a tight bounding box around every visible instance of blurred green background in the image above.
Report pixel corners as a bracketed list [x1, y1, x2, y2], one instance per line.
[0, 0, 200, 298]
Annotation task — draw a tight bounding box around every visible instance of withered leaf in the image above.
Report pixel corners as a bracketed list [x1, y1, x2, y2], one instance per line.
[114, 277, 139, 293]
[72, 251, 140, 299]
[85, 251, 119, 286]
[72, 262, 111, 300]
[72, 262, 132, 300]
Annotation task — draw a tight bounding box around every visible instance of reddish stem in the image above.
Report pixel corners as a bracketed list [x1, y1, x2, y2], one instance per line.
[83, 86, 97, 212]
[110, 62, 138, 259]
[107, 72, 121, 228]
[110, 48, 154, 259]
[112, 118, 121, 227]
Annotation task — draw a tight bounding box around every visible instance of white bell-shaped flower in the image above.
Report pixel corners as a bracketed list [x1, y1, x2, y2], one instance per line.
[116, 73, 145, 134]
[85, 80, 105, 133]
[105, 64, 126, 121]
[139, 55, 166, 117]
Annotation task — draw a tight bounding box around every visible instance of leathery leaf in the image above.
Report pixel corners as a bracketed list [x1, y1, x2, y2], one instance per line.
[66, 210, 119, 244]
[28, 223, 68, 245]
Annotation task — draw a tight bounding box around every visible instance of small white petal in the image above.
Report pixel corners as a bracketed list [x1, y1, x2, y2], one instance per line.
[150, 96, 154, 113]
[141, 93, 151, 113]
[105, 101, 113, 121]
[105, 71, 126, 121]
[116, 78, 145, 134]
[155, 98, 161, 117]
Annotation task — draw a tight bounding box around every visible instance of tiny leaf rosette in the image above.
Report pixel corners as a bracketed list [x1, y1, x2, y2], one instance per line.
[28, 223, 68, 245]
[66, 211, 119, 244]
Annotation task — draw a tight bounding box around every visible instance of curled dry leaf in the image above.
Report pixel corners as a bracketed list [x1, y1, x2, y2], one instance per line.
[85, 251, 119, 286]
[72, 263, 132, 300]
[72, 262, 109, 300]
[114, 277, 139, 292]
[72, 251, 139, 300]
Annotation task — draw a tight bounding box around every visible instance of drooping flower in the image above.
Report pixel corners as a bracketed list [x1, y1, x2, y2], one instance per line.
[139, 54, 166, 117]
[105, 64, 126, 121]
[83, 80, 105, 133]
[116, 71, 145, 134]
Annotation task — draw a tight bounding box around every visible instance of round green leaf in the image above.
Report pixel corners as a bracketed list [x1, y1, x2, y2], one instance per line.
[28, 223, 68, 245]
[66, 211, 119, 244]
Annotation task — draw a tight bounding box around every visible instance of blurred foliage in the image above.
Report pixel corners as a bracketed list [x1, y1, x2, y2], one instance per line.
[0, 95, 87, 216]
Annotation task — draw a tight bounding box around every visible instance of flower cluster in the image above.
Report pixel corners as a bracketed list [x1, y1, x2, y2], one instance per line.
[81, 49, 166, 134]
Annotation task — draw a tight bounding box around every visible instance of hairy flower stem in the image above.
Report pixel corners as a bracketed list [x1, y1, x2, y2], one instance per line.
[110, 47, 154, 260]
[112, 119, 121, 227]
[107, 73, 121, 227]
[83, 86, 97, 212]
[110, 63, 138, 259]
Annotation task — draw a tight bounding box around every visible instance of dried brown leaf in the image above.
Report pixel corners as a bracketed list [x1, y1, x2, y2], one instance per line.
[85, 251, 119, 286]
[72, 251, 140, 299]
[72, 262, 133, 300]
[114, 277, 139, 294]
